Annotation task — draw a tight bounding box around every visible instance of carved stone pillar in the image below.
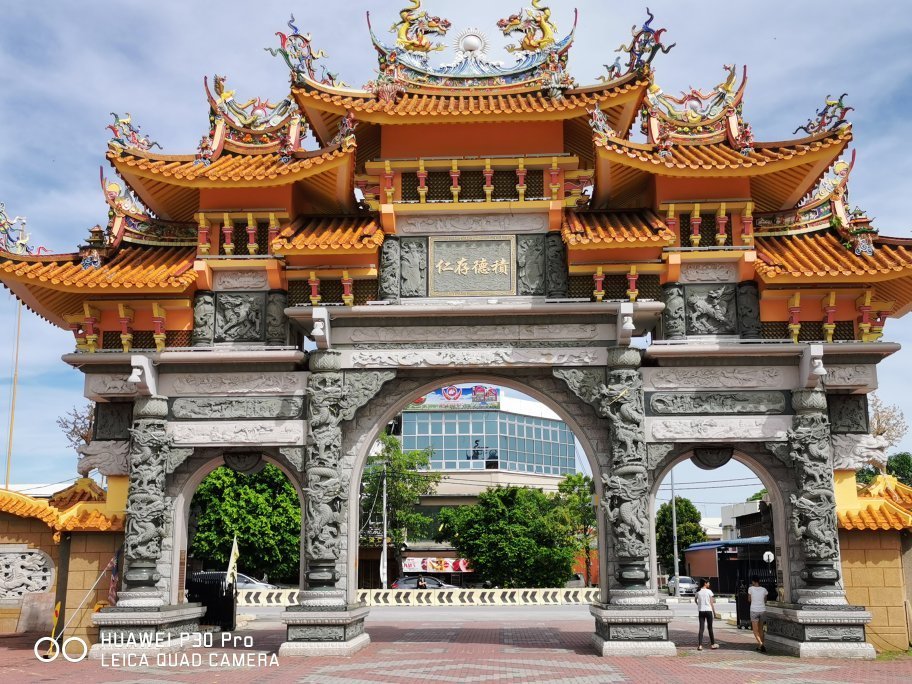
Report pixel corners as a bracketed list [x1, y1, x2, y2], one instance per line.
[545, 232, 569, 299]
[378, 237, 400, 301]
[737, 281, 761, 339]
[266, 292, 289, 346]
[191, 292, 215, 347]
[517, 235, 546, 296]
[762, 388, 875, 658]
[661, 283, 685, 340]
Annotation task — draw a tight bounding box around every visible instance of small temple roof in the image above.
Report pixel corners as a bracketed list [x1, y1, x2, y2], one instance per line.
[273, 215, 384, 254]
[562, 209, 674, 248]
[0, 485, 123, 533]
[838, 475, 912, 532]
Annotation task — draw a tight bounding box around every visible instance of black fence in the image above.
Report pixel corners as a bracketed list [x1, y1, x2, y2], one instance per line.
[733, 570, 778, 629]
[187, 572, 236, 631]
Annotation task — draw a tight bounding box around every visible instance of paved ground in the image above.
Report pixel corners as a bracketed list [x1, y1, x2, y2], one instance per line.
[2, 606, 910, 683]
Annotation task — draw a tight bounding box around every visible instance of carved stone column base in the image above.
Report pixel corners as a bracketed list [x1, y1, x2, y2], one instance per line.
[763, 603, 875, 659]
[590, 604, 675, 656]
[278, 601, 370, 657]
[608, 589, 657, 606]
[795, 588, 849, 606]
[116, 590, 166, 608]
[89, 604, 206, 659]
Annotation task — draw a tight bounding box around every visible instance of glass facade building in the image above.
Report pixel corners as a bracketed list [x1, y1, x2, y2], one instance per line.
[401, 408, 577, 475]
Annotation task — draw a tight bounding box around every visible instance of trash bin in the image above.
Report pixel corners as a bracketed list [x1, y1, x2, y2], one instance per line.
[735, 582, 751, 629]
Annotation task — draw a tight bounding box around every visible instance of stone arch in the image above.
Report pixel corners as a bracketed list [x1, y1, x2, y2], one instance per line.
[647, 443, 798, 603]
[166, 448, 306, 605]
[340, 368, 611, 602]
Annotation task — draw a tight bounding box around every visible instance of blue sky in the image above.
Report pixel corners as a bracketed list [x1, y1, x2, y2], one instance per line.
[1, 1, 911, 513]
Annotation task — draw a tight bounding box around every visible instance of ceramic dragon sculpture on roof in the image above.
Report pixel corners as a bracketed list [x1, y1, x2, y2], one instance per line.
[392, 0, 452, 53]
[207, 75, 296, 130]
[497, 0, 557, 53]
[0, 203, 49, 255]
[794, 93, 853, 136]
[606, 7, 675, 78]
[266, 15, 346, 87]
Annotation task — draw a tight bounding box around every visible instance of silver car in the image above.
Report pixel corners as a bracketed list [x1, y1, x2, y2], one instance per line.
[667, 575, 699, 596]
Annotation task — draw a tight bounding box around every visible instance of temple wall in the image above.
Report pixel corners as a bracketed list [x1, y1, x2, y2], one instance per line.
[63, 532, 123, 645]
[0, 514, 59, 634]
[840, 529, 910, 651]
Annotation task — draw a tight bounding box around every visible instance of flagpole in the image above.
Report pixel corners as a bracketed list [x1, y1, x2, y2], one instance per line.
[4, 300, 22, 490]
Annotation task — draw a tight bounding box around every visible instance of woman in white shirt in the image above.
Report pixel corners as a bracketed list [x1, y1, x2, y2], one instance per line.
[747, 576, 768, 653]
[694, 579, 719, 650]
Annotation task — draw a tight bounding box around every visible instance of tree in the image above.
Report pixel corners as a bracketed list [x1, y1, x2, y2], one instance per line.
[869, 393, 908, 449]
[436, 486, 577, 588]
[190, 464, 301, 583]
[556, 473, 597, 586]
[746, 488, 768, 502]
[361, 434, 441, 572]
[857, 452, 912, 488]
[655, 497, 707, 575]
[56, 403, 94, 451]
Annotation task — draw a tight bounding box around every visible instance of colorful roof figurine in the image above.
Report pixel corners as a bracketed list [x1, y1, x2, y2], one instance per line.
[0, 203, 49, 256]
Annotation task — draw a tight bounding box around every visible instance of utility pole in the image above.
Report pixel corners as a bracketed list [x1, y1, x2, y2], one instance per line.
[4, 301, 23, 490]
[380, 462, 388, 589]
[671, 466, 680, 597]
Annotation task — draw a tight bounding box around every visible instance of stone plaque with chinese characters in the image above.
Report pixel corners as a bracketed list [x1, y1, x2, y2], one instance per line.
[429, 236, 516, 297]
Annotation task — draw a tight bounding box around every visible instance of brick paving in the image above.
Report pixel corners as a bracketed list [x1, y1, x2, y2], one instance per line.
[1, 615, 910, 683]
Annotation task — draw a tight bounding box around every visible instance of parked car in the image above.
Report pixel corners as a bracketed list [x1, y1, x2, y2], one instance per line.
[666, 575, 699, 596]
[391, 576, 457, 590]
[190, 570, 278, 589]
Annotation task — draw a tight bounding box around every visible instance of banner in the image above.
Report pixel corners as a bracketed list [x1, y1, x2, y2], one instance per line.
[402, 557, 472, 573]
[407, 384, 500, 411]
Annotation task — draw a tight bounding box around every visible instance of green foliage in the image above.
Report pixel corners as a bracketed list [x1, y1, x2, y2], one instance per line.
[436, 486, 578, 588]
[857, 452, 912, 488]
[556, 473, 597, 585]
[190, 464, 301, 583]
[361, 434, 442, 554]
[655, 497, 707, 575]
[746, 488, 768, 502]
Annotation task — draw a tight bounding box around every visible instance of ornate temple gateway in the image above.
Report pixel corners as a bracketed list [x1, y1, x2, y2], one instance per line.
[2, 2, 911, 659]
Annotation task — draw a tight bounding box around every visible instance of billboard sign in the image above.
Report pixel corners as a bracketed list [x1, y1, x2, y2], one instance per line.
[407, 384, 500, 411]
[402, 557, 472, 573]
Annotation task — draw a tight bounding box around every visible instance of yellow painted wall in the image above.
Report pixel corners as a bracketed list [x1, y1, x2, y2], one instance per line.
[0, 513, 60, 633]
[63, 532, 123, 645]
[840, 529, 911, 651]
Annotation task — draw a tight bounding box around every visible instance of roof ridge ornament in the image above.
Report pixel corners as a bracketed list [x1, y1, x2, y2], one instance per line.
[497, 0, 557, 54]
[265, 14, 347, 88]
[107, 112, 161, 153]
[101, 170, 197, 248]
[794, 93, 853, 136]
[0, 203, 49, 256]
[611, 7, 675, 78]
[392, 0, 452, 53]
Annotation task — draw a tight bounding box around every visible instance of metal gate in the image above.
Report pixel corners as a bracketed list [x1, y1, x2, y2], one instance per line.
[187, 572, 236, 631]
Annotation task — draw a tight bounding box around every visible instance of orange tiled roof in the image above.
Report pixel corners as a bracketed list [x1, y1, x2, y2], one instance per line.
[0, 485, 123, 532]
[49, 478, 107, 510]
[860, 474, 912, 507]
[755, 231, 912, 280]
[108, 145, 351, 185]
[563, 210, 675, 248]
[595, 127, 850, 174]
[838, 502, 912, 531]
[0, 246, 197, 291]
[272, 216, 384, 254]
[56, 507, 124, 533]
[0, 489, 60, 526]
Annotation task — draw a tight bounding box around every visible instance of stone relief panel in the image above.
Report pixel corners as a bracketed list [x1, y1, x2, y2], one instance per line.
[825, 365, 877, 390]
[160, 372, 307, 397]
[378, 237, 400, 301]
[94, 402, 134, 440]
[428, 236, 516, 297]
[191, 292, 215, 347]
[170, 397, 305, 421]
[661, 283, 685, 340]
[831, 433, 888, 471]
[517, 235, 546, 296]
[345, 348, 607, 369]
[336, 323, 608, 345]
[214, 292, 264, 343]
[736, 281, 762, 339]
[544, 232, 569, 299]
[643, 367, 794, 391]
[85, 374, 137, 399]
[77, 440, 130, 477]
[647, 391, 788, 416]
[212, 270, 269, 291]
[685, 284, 737, 335]
[396, 213, 548, 235]
[400, 238, 427, 298]
[827, 395, 868, 434]
[646, 416, 791, 442]
[125, 419, 169, 567]
[167, 421, 305, 446]
[265, 292, 288, 346]
[678, 263, 739, 284]
[0, 550, 53, 598]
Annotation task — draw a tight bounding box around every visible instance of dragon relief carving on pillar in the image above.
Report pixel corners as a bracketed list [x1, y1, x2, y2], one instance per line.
[378, 237, 401, 301]
[124, 422, 170, 565]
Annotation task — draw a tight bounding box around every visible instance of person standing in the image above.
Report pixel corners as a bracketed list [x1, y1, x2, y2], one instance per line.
[747, 576, 768, 653]
[694, 578, 719, 650]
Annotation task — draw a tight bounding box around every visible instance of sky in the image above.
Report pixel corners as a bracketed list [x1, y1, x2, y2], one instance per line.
[1, 1, 912, 506]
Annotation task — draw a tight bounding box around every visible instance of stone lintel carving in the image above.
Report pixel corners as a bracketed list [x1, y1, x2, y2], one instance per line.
[827, 395, 869, 433]
[166, 448, 193, 474]
[661, 283, 685, 340]
[646, 443, 676, 471]
[212, 270, 269, 291]
[553, 368, 606, 407]
[679, 263, 739, 284]
[647, 417, 791, 442]
[85, 374, 138, 400]
[825, 365, 877, 390]
[736, 281, 761, 339]
[266, 292, 289, 346]
[191, 292, 215, 347]
[77, 440, 130, 477]
[223, 452, 265, 475]
[517, 234, 546, 296]
[831, 433, 888, 471]
[685, 284, 737, 335]
[160, 372, 307, 397]
[170, 397, 305, 421]
[378, 236, 400, 301]
[348, 348, 608, 369]
[400, 238, 427, 298]
[94, 402, 134, 440]
[545, 232, 569, 299]
[340, 371, 397, 422]
[644, 367, 792, 391]
[280, 446, 305, 471]
[396, 213, 548, 235]
[337, 323, 608, 345]
[647, 391, 787, 416]
[167, 421, 305, 446]
[0, 550, 53, 598]
[214, 292, 264, 343]
[692, 447, 734, 470]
